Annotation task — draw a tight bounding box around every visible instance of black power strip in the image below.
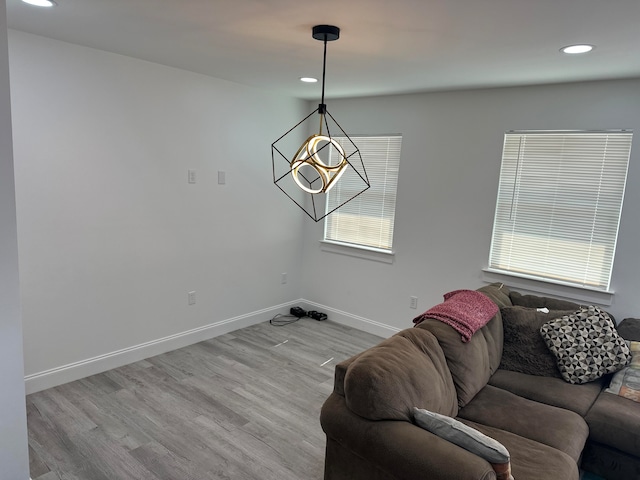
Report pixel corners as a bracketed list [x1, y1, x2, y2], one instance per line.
[289, 307, 327, 321]
[290, 307, 306, 318]
[307, 310, 328, 321]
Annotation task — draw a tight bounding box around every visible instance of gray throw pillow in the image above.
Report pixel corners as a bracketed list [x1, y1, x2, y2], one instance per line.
[540, 305, 631, 384]
[413, 407, 510, 464]
[500, 306, 576, 378]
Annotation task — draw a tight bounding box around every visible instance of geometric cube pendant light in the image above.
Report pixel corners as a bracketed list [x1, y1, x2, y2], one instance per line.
[271, 25, 370, 222]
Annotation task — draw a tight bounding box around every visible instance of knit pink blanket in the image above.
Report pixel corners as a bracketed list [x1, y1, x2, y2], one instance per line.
[413, 290, 498, 342]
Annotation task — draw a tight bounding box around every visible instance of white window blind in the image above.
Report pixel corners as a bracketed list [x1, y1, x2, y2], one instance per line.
[489, 130, 632, 291]
[324, 135, 402, 251]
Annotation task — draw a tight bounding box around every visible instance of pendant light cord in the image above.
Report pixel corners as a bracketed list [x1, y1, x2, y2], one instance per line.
[321, 35, 328, 107]
[318, 34, 328, 134]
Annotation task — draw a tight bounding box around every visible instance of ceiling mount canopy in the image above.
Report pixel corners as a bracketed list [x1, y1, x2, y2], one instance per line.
[312, 25, 340, 42]
[271, 25, 370, 222]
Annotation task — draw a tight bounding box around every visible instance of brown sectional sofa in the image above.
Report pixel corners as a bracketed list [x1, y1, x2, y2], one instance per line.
[320, 283, 640, 480]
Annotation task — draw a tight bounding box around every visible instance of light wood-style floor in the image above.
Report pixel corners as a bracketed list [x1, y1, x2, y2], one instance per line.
[27, 318, 383, 480]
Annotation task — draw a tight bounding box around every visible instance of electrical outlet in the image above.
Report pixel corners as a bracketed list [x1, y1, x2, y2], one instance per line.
[188, 291, 196, 305]
[188, 169, 196, 184]
[218, 171, 226, 185]
[410, 296, 418, 309]
[281, 272, 287, 284]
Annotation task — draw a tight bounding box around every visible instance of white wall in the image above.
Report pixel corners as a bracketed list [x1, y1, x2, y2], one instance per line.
[9, 31, 308, 392]
[0, 2, 29, 478]
[10, 27, 640, 394]
[301, 79, 640, 332]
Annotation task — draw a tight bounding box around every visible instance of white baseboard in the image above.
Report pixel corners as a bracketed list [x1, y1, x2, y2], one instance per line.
[24, 300, 400, 394]
[24, 301, 297, 394]
[300, 299, 400, 339]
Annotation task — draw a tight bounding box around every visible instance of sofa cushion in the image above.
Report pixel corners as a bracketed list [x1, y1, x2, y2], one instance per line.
[458, 384, 588, 462]
[460, 419, 580, 480]
[500, 306, 576, 378]
[617, 318, 640, 341]
[509, 291, 581, 310]
[416, 316, 497, 408]
[413, 407, 510, 463]
[488, 369, 603, 417]
[586, 391, 640, 458]
[477, 282, 513, 308]
[540, 306, 631, 384]
[414, 284, 506, 408]
[343, 328, 457, 422]
[321, 392, 497, 480]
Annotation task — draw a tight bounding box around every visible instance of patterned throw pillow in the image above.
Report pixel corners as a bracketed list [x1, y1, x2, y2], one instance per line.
[606, 341, 640, 402]
[539, 306, 631, 385]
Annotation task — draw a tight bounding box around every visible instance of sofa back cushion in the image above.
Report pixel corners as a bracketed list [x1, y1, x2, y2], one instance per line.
[509, 291, 580, 311]
[477, 283, 513, 309]
[343, 328, 458, 422]
[415, 283, 510, 407]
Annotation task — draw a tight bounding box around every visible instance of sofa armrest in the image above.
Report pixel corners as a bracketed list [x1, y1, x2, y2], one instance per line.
[321, 392, 496, 480]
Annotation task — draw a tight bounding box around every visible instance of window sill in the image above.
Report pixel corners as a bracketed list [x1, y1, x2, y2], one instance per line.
[482, 268, 614, 306]
[320, 240, 395, 264]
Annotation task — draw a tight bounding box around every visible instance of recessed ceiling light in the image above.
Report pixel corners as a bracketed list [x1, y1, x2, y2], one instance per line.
[21, 0, 56, 6]
[560, 44, 594, 54]
[300, 77, 318, 83]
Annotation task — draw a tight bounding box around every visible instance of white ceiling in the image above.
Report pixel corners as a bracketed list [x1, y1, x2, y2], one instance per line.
[6, 0, 640, 100]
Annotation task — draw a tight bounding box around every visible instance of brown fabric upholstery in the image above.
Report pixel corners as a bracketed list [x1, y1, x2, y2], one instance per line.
[416, 318, 491, 407]
[478, 312, 504, 377]
[415, 284, 507, 407]
[460, 420, 580, 480]
[488, 368, 604, 417]
[475, 283, 510, 375]
[509, 291, 581, 310]
[333, 353, 361, 397]
[321, 392, 495, 480]
[458, 385, 589, 462]
[585, 391, 640, 458]
[324, 438, 397, 480]
[344, 329, 458, 421]
[477, 283, 513, 308]
[508, 291, 619, 324]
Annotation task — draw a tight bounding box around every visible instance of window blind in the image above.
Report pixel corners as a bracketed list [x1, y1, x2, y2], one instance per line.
[325, 135, 402, 251]
[489, 130, 632, 291]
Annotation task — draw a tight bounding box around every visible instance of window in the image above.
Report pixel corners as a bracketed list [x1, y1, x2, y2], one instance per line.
[324, 135, 402, 252]
[488, 130, 632, 291]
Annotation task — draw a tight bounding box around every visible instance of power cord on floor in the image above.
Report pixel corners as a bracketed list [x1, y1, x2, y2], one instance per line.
[269, 307, 328, 326]
[269, 314, 301, 327]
